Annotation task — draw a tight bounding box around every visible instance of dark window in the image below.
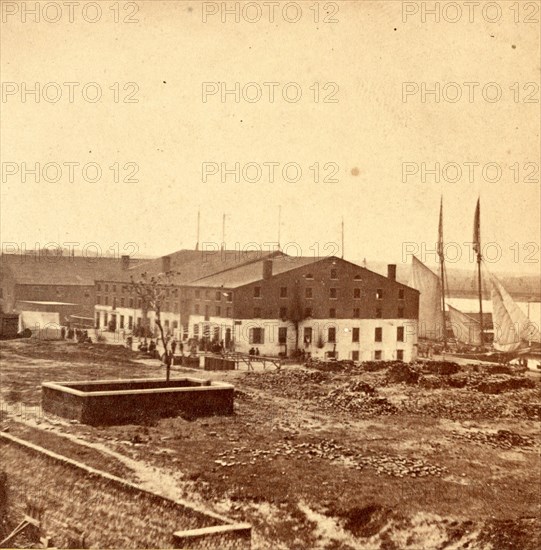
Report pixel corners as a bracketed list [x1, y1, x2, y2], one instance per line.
[376, 307, 382, 318]
[278, 327, 287, 344]
[329, 308, 336, 318]
[304, 327, 312, 344]
[216, 306, 221, 316]
[205, 290, 210, 300]
[129, 298, 134, 308]
[397, 350, 404, 361]
[250, 327, 264, 344]
[204, 305, 210, 320]
[104, 296, 109, 306]
[330, 288, 337, 299]
[195, 290, 201, 299]
[253, 307, 261, 318]
[353, 308, 360, 318]
[105, 284, 109, 292]
[352, 327, 360, 342]
[375, 327, 382, 342]
[119, 315, 124, 329]
[398, 306, 404, 318]
[376, 288, 383, 300]
[137, 298, 142, 308]
[97, 295, 101, 305]
[280, 287, 288, 298]
[354, 274, 362, 280]
[227, 292, 233, 302]
[397, 327, 404, 342]
[398, 289, 405, 300]
[305, 273, 314, 280]
[254, 286, 261, 298]
[352, 350, 359, 361]
[353, 288, 361, 299]
[216, 291, 221, 301]
[328, 327, 336, 342]
[173, 320, 178, 329]
[97, 283, 101, 291]
[128, 316, 133, 329]
[305, 287, 313, 299]
[330, 269, 338, 279]
[194, 304, 200, 314]
[375, 350, 382, 360]
[279, 307, 287, 319]
[226, 307, 231, 317]
[304, 307, 312, 318]
[120, 298, 125, 307]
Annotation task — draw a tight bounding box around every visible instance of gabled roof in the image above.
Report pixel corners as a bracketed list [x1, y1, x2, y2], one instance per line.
[0, 254, 139, 286]
[110, 249, 282, 284]
[187, 256, 332, 288]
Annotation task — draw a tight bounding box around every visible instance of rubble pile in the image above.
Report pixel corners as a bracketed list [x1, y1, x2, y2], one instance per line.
[386, 363, 420, 385]
[449, 429, 535, 450]
[420, 361, 460, 375]
[213, 438, 445, 477]
[471, 376, 536, 394]
[320, 382, 397, 416]
[241, 369, 330, 399]
[417, 372, 537, 393]
[522, 402, 541, 421]
[402, 390, 538, 420]
[362, 360, 405, 372]
[305, 359, 358, 373]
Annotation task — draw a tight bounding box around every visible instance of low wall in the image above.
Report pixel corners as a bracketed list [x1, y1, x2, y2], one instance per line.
[42, 377, 234, 425]
[0, 432, 250, 549]
[204, 356, 236, 371]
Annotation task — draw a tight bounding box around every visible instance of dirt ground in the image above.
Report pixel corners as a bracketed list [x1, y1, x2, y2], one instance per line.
[1, 339, 540, 549]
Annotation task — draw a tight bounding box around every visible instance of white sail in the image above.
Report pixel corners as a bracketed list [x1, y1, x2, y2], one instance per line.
[409, 256, 443, 340]
[491, 275, 540, 351]
[448, 304, 482, 346]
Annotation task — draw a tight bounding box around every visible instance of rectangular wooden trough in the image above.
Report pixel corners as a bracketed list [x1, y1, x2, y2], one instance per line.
[42, 377, 235, 425]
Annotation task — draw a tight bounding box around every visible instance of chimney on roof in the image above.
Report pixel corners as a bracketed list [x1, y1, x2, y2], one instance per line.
[263, 259, 273, 280]
[121, 255, 130, 270]
[162, 255, 171, 273]
[387, 264, 397, 281]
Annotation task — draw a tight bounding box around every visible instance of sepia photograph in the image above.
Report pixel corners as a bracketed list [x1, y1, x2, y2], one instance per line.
[0, 1, 540, 548]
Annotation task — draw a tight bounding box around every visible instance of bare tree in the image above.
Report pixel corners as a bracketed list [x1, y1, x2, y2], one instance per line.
[129, 270, 179, 381]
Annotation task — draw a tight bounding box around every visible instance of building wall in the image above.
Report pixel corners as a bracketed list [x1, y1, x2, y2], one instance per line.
[14, 284, 95, 317]
[226, 317, 418, 361]
[231, 257, 419, 321]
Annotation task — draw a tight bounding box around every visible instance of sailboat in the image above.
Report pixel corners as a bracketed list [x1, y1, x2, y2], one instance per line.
[408, 198, 447, 353]
[410, 198, 540, 364]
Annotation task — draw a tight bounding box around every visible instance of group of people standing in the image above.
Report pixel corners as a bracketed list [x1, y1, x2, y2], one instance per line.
[61, 326, 92, 344]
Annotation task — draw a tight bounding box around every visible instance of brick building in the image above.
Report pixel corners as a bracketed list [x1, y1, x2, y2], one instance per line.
[0, 253, 137, 324]
[95, 250, 420, 362]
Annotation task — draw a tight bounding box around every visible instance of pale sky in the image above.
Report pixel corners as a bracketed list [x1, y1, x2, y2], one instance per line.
[1, 0, 539, 274]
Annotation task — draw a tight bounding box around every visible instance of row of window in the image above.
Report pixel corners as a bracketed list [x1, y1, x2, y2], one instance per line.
[97, 283, 233, 302]
[256, 306, 405, 319]
[257, 286, 406, 300]
[249, 326, 405, 345]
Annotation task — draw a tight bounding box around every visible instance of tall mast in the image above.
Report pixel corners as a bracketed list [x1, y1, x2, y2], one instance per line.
[473, 198, 484, 347]
[438, 197, 447, 348]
